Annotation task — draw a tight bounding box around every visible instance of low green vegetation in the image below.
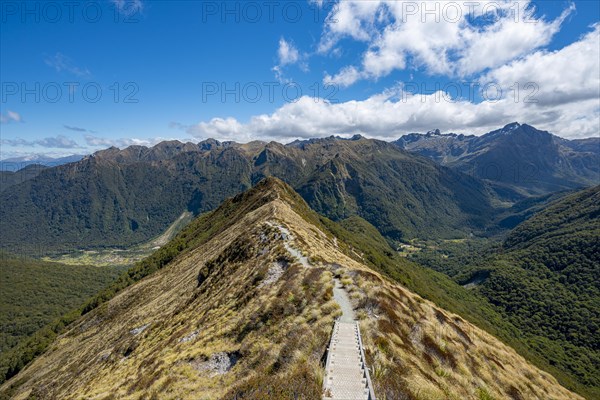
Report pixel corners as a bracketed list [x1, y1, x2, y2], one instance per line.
[407, 237, 496, 277]
[42, 211, 194, 268]
[0, 253, 125, 356]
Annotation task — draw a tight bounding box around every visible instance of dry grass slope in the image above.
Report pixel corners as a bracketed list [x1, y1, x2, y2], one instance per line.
[0, 178, 582, 400]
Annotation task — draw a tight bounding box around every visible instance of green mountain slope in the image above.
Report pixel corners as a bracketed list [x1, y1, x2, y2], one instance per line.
[410, 185, 600, 398]
[0, 137, 495, 255]
[489, 186, 599, 352]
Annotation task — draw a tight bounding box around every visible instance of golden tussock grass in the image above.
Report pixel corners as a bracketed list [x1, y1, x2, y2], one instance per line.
[1, 195, 583, 400]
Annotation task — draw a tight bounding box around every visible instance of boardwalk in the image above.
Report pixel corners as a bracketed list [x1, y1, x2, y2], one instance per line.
[323, 280, 376, 400]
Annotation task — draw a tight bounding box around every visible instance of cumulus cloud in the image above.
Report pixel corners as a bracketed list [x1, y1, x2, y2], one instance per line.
[183, 77, 598, 142]
[324, 66, 363, 88]
[317, 1, 383, 53]
[273, 37, 307, 82]
[484, 24, 600, 108]
[277, 37, 300, 66]
[83, 134, 169, 148]
[0, 110, 22, 124]
[239, 0, 595, 139]
[457, 2, 575, 76]
[318, 0, 574, 83]
[44, 53, 91, 77]
[1, 135, 81, 149]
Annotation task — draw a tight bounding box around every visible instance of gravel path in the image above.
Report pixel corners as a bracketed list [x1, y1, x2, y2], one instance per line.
[269, 222, 311, 268]
[332, 279, 356, 323]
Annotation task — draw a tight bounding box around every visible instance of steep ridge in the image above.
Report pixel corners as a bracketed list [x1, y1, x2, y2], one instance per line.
[394, 123, 600, 199]
[0, 178, 580, 399]
[0, 136, 494, 255]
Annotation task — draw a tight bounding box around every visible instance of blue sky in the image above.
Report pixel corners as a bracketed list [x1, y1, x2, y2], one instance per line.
[1, 0, 599, 158]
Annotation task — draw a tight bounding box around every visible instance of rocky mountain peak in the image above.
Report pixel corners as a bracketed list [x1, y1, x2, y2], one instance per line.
[502, 122, 521, 132]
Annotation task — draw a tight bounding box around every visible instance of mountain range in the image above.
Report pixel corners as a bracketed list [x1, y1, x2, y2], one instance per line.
[2, 123, 597, 257]
[394, 123, 599, 199]
[0, 155, 86, 192]
[0, 135, 494, 255]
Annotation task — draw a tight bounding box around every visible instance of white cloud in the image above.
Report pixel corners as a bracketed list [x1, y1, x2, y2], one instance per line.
[1, 135, 81, 149]
[273, 37, 305, 82]
[271, 37, 308, 82]
[318, 1, 574, 83]
[0, 151, 83, 161]
[317, 1, 384, 53]
[180, 8, 598, 143]
[0, 110, 22, 124]
[44, 53, 91, 77]
[184, 77, 598, 142]
[272, 65, 286, 83]
[457, 2, 576, 76]
[250, 1, 596, 140]
[186, 117, 246, 141]
[111, 0, 144, 16]
[277, 37, 300, 66]
[484, 24, 600, 108]
[84, 134, 170, 148]
[324, 66, 363, 88]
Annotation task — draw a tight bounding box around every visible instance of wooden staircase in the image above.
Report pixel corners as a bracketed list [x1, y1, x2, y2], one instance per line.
[323, 320, 376, 400]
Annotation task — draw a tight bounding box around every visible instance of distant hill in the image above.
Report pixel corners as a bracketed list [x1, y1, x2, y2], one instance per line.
[0, 154, 85, 172]
[0, 136, 495, 255]
[491, 189, 574, 231]
[0, 164, 48, 192]
[0, 178, 581, 400]
[394, 123, 600, 199]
